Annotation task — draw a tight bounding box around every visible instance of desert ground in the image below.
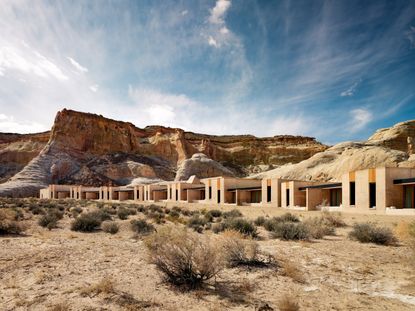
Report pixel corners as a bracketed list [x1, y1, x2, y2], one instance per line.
[1, 199, 415, 311]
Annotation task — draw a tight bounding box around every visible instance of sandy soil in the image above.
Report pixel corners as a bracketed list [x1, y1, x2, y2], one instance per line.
[1, 202, 415, 311]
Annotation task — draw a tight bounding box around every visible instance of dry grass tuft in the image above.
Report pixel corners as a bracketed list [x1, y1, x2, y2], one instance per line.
[395, 221, 415, 242]
[80, 276, 116, 297]
[220, 230, 275, 267]
[48, 302, 71, 311]
[278, 293, 300, 311]
[280, 260, 306, 284]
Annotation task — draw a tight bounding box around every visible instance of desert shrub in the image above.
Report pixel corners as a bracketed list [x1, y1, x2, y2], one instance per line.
[147, 211, 165, 224]
[0, 210, 25, 235]
[187, 215, 208, 232]
[279, 212, 300, 223]
[148, 204, 164, 214]
[101, 221, 119, 234]
[263, 213, 300, 232]
[271, 222, 310, 241]
[90, 210, 112, 222]
[171, 206, 182, 213]
[130, 219, 155, 235]
[303, 217, 335, 239]
[168, 210, 180, 218]
[71, 212, 104, 232]
[349, 222, 397, 245]
[38, 210, 62, 230]
[70, 206, 83, 217]
[145, 227, 224, 289]
[117, 208, 130, 220]
[254, 216, 266, 226]
[102, 207, 117, 215]
[221, 231, 274, 267]
[135, 204, 146, 213]
[28, 204, 45, 215]
[321, 211, 346, 227]
[212, 222, 227, 234]
[212, 218, 257, 238]
[223, 209, 243, 219]
[226, 218, 258, 238]
[206, 209, 222, 218]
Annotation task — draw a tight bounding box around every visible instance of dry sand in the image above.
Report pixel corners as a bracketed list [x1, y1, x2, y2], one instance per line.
[1, 202, 415, 310]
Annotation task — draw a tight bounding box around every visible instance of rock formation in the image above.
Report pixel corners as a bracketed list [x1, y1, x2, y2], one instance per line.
[175, 153, 234, 181]
[0, 132, 49, 183]
[256, 120, 415, 182]
[0, 109, 326, 197]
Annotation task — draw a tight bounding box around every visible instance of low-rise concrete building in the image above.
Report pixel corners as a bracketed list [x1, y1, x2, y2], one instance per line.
[144, 183, 168, 202]
[342, 167, 415, 214]
[261, 177, 284, 207]
[166, 175, 206, 203]
[300, 182, 342, 211]
[200, 177, 262, 205]
[281, 180, 317, 210]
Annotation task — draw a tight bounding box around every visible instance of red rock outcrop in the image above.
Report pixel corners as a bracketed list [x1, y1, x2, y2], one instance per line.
[0, 109, 328, 197]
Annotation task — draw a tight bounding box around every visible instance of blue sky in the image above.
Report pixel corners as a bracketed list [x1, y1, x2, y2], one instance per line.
[0, 0, 414, 144]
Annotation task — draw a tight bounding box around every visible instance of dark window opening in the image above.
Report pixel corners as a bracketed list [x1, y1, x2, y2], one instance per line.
[217, 190, 221, 204]
[252, 190, 262, 203]
[330, 189, 342, 206]
[267, 186, 271, 202]
[175, 189, 178, 201]
[404, 185, 414, 208]
[169, 188, 172, 199]
[136, 190, 140, 199]
[209, 187, 212, 199]
[350, 182, 356, 205]
[286, 189, 290, 206]
[369, 183, 376, 208]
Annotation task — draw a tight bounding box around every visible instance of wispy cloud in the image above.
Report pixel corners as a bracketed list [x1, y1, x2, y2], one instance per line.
[350, 108, 373, 132]
[67, 57, 88, 73]
[406, 26, 415, 48]
[208, 0, 231, 25]
[340, 79, 362, 97]
[0, 45, 68, 80]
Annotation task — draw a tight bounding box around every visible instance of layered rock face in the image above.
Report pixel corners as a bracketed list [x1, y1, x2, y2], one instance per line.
[257, 120, 415, 182]
[0, 132, 49, 183]
[0, 109, 327, 197]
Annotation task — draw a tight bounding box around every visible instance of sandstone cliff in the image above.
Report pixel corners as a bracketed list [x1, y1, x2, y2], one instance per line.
[256, 120, 415, 182]
[0, 132, 49, 183]
[0, 109, 327, 197]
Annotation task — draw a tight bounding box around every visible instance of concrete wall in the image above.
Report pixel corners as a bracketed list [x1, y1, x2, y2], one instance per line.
[306, 188, 323, 211]
[261, 178, 281, 207]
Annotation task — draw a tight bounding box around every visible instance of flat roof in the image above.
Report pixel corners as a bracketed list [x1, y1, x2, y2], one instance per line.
[393, 177, 415, 185]
[299, 183, 342, 191]
[227, 186, 262, 192]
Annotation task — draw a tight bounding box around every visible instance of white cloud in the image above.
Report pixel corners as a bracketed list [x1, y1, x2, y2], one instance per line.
[340, 79, 361, 97]
[89, 84, 99, 92]
[0, 114, 48, 133]
[350, 108, 372, 131]
[67, 56, 88, 73]
[181, 10, 188, 16]
[0, 45, 68, 81]
[406, 26, 415, 48]
[208, 36, 218, 47]
[269, 116, 311, 136]
[208, 0, 231, 25]
[128, 87, 197, 127]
